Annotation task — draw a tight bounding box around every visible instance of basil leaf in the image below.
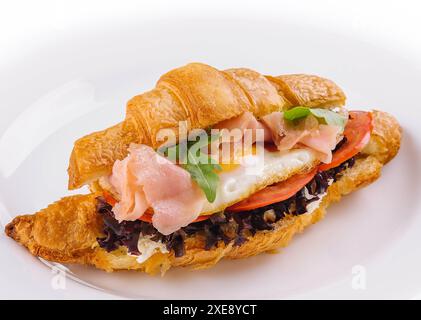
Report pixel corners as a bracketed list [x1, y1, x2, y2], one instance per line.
[283, 106, 311, 121]
[309, 108, 347, 132]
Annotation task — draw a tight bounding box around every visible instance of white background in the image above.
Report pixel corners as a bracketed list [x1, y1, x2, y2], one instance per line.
[0, 0, 420, 299]
[2, 0, 421, 66]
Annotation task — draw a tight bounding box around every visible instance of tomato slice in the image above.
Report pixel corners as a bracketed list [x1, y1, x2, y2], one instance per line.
[318, 111, 372, 171]
[103, 191, 117, 207]
[226, 168, 317, 212]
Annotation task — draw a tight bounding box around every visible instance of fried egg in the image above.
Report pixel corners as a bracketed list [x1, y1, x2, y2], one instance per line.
[200, 146, 318, 215]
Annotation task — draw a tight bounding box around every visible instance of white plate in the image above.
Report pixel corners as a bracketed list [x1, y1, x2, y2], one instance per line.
[1, 3, 421, 299]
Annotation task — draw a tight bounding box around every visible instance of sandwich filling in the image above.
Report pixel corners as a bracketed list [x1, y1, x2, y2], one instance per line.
[97, 156, 354, 262]
[95, 108, 372, 263]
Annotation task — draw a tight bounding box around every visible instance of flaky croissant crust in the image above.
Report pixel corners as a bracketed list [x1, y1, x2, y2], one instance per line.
[68, 63, 347, 189]
[6, 110, 401, 274]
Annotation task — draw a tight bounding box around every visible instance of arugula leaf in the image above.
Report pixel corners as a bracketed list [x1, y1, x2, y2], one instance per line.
[308, 108, 347, 131]
[183, 162, 221, 203]
[186, 132, 220, 162]
[283, 106, 347, 132]
[283, 106, 311, 121]
[159, 143, 182, 163]
[183, 132, 221, 202]
[158, 132, 222, 203]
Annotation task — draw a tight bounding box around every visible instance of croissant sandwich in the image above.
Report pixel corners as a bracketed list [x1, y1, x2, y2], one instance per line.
[5, 63, 401, 274]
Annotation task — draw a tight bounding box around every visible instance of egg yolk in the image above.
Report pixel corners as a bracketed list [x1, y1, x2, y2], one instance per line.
[217, 145, 258, 173]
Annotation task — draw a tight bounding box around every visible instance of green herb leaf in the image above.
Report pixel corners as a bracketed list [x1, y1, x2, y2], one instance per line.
[283, 106, 311, 121]
[158, 132, 222, 203]
[309, 108, 347, 132]
[159, 143, 182, 162]
[182, 161, 221, 203]
[283, 106, 347, 132]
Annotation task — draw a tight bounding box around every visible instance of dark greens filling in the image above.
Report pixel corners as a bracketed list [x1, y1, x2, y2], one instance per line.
[96, 156, 355, 258]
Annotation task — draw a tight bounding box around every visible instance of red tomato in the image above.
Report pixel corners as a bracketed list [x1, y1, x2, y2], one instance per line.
[103, 191, 117, 207]
[318, 111, 372, 171]
[226, 168, 317, 212]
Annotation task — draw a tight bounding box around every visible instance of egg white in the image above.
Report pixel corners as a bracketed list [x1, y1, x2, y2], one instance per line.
[200, 147, 318, 215]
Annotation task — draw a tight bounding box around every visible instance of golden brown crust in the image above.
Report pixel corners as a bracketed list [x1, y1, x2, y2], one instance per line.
[5, 111, 401, 274]
[68, 63, 346, 189]
[266, 74, 347, 108]
[157, 63, 252, 128]
[5, 193, 103, 264]
[225, 68, 287, 117]
[362, 110, 402, 164]
[68, 122, 140, 189]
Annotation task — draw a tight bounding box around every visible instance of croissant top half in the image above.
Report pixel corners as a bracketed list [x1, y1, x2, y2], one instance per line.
[68, 63, 346, 190]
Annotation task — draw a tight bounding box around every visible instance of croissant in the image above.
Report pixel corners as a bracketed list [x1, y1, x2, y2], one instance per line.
[68, 63, 346, 189]
[4, 63, 401, 275]
[5, 110, 401, 273]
